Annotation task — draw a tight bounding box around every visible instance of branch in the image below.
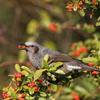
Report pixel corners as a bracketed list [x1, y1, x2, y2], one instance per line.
[61, 26, 82, 30]
[0, 61, 21, 67]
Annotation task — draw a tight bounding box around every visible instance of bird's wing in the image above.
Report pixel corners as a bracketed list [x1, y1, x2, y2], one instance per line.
[42, 48, 77, 62]
[49, 53, 77, 62]
[49, 53, 100, 72]
[42, 48, 100, 72]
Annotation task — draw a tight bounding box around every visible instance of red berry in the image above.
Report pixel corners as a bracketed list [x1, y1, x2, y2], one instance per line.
[78, 7, 82, 10]
[7, 86, 10, 88]
[91, 70, 99, 76]
[89, 12, 94, 15]
[32, 81, 35, 85]
[79, 2, 83, 5]
[75, 51, 80, 56]
[49, 22, 57, 32]
[68, 9, 73, 12]
[21, 93, 26, 98]
[71, 92, 80, 100]
[71, 45, 76, 49]
[34, 87, 39, 92]
[88, 24, 93, 28]
[28, 82, 34, 88]
[18, 45, 22, 49]
[81, 46, 87, 52]
[28, 83, 32, 87]
[88, 62, 93, 66]
[25, 62, 31, 66]
[37, 80, 43, 82]
[72, 52, 77, 56]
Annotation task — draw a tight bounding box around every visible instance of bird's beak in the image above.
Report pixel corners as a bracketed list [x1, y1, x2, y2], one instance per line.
[18, 44, 29, 50]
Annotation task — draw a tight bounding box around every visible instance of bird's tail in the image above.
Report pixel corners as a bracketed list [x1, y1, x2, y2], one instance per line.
[83, 64, 100, 72]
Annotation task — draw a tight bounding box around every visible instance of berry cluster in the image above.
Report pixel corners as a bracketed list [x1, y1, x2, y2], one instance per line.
[66, 2, 84, 12]
[49, 22, 57, 32]
[14, 72, 22, 80]
[76, 2, 84, 10]
[71, 92, 80, 100]
[91, 70, 99, 76]
[2, 91, 10, 99]
[17, 93, 26, 100]
[66, 4, 73, 12]
[88, 63, 99, 76]
[2, 69, 43, 100]
[72, 46, 87, 56]
[92, 0, 98, 5]
[27, 81, 35, 88]
[27, 80, 43, 92]
[2, 86, 16, 99]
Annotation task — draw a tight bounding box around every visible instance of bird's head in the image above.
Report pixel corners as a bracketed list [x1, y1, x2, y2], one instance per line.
[18, 41, 41, 54]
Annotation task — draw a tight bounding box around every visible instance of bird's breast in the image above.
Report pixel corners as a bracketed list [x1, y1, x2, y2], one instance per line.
[28, 53, 42, 68]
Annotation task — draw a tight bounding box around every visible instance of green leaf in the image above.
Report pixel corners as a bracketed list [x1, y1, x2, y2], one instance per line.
[34, 69, 46, 81]
[55, 70, 65, 75]
[49, 62, 63, 71]
[94, 78, 98, 86]
[29, 88, 34, 94]
[51, 83, 57, 92]
[85, 0, 91, 4]
[26, 20, 39, 35]
[75, 85, 90, 96]
[52, 78, 56, 81]
[78, 10, 85, 17]
[46, 72, 51, 76]
[49, 67, 57, 71]
[8, 75, 14, 77]
[23, 85, 29, 89]
[82, 57, 98, 64]
[2, 87, 9, 92]
[40, 92, 47, 97]
[69, 79, 73, 82]
[38, 97, 47, 100]
[54, 62, 63, 68]
[66, 75, 72, 79]
[43, 54, 50, 61]
[96, 22, 100, 26]
[22, 70, 29, 76]
[4, 98, 11, 100]
[15, 64, 21, 72]
[21, 66, 32, 73]
[73, 6, 77, 11]
[97, 16, 100, 21]
[42, 60, 49, 69]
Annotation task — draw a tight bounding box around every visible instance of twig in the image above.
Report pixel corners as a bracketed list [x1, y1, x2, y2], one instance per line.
[0, 61, 22, 67]
[61, 26, 82, 30]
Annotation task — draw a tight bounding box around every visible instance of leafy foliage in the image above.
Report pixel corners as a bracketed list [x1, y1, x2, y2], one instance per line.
[2, 52, 100, 100]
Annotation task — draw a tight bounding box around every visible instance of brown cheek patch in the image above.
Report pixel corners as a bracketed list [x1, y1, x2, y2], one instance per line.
[34, 46, 39, 54]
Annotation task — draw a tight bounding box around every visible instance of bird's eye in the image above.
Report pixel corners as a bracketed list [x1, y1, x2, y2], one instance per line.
[31, 45, 34, 47]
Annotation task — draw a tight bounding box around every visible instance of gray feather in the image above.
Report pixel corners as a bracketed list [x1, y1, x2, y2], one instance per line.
[22, 41, 100, 72]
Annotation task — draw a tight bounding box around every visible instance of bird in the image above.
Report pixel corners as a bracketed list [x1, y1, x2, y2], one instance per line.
[18, 41, 100, 73]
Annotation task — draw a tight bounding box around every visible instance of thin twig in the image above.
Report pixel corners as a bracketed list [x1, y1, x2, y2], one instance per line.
[0, 61, 21, 67]
[61, 26, 82, 30]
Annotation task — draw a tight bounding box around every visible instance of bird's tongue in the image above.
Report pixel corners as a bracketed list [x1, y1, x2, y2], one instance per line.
[18, 45, 29, 49]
